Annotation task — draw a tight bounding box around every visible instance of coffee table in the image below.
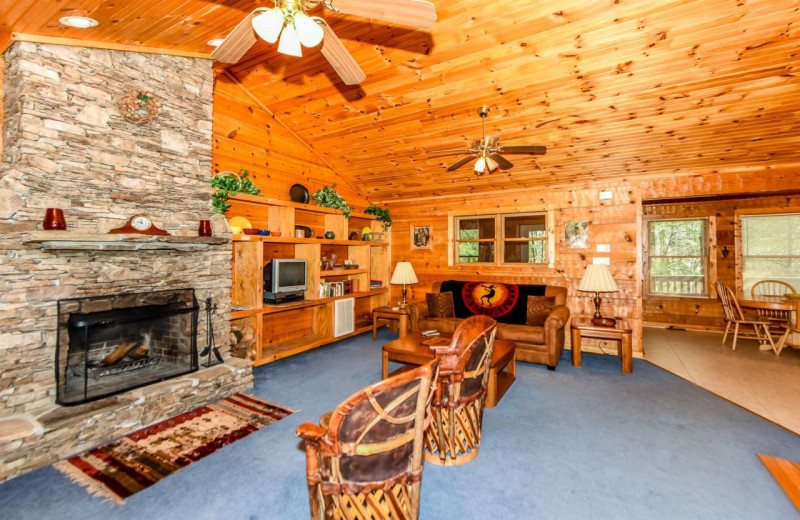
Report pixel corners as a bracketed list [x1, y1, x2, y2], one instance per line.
[382, 331, 516, 408]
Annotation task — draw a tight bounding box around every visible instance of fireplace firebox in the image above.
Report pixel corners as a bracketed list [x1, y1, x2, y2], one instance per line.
[56, 289, 199, 405]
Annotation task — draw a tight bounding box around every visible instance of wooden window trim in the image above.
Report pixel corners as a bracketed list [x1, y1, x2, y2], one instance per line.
[451, 210, 551, 267]
[735, 209, 800, 297]
[643, 217, 712, 299]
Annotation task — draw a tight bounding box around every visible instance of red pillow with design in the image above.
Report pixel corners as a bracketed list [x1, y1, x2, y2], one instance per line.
[526, 295, 555, 326]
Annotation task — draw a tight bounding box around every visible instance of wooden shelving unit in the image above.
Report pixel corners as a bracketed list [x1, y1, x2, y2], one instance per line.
[226, 195, 391, 366]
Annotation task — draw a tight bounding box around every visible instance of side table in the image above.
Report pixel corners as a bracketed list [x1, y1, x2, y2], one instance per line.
[372, 306, 409, 340]
[570, 316, 633, 374]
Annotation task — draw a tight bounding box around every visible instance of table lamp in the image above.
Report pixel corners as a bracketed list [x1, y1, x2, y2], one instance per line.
[390, 261, 418, 308]
[578, 264, 619, 326]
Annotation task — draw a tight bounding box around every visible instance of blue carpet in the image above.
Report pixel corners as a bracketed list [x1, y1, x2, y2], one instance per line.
[1, 329, 798, 519]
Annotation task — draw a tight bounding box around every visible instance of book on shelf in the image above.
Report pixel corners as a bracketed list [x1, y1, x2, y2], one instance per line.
[369, 279, 383, 289]
[319, 280, 352, 298]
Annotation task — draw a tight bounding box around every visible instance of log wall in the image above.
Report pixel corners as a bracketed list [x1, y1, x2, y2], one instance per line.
[212, 73, 369, 209]
[643, 193, 800, 329]
[385, 182, 644, 353]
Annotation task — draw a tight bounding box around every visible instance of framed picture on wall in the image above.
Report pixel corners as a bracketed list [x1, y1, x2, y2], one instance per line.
[565, 220, 589, 248]
[411, 225, 432, 250]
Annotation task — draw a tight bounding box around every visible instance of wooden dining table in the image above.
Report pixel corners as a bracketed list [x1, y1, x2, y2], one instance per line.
[738, 295, 800, 349]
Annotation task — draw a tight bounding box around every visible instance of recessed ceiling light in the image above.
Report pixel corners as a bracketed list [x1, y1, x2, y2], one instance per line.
[207, 39, 225, 47]
[59, 16, 99, 29]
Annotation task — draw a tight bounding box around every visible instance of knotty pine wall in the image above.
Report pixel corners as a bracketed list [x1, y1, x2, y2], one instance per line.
[643, 192, 800, 330]
[212, 73, 368, 208]
[385, 183, 644, 354]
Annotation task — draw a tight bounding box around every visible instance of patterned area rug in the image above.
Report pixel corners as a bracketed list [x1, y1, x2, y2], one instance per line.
[54, 393, 294, 504]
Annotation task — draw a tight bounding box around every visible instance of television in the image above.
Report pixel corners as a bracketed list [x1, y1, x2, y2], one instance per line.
[263, 259, 307, 303]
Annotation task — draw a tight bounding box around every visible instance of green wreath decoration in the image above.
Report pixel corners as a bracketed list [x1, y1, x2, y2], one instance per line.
[118, 87, 162, 125]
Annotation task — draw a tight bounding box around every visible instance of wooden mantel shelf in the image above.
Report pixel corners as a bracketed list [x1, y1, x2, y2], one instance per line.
[23, 231, 230, 251]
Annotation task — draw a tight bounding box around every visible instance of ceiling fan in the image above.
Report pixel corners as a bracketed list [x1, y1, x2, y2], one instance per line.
[211, 0, 436, 85]
[429, 106, 547, 175]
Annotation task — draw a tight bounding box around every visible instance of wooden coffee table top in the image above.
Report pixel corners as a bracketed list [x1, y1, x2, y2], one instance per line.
[383, 331, 514, 365]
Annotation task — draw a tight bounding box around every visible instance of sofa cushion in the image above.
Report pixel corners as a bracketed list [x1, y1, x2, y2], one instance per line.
[439, 280, 547, 325]
[496, 323, 545, 345]
[426, 291, 455, 318]
[526, 295, 555, 326]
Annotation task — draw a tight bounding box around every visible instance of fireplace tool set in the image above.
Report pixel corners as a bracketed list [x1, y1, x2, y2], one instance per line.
[200, 297, 224, 367]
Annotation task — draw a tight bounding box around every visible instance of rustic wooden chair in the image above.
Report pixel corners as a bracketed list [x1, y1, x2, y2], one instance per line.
[424, 315, 497, 466]
[715, 282, 776, 352]
[751, 279, 797, 324]
[296, 359, 439, 520]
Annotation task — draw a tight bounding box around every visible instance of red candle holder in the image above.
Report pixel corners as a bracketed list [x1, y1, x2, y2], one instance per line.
[198, 220, 212, 237]
[43, 208, 67, 230]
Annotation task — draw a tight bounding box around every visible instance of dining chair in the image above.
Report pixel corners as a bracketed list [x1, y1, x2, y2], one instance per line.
[775, 323, 799, 356]
[751, 280, 797, 324]
[296, 358, 439, 520]
[715, 282, 776, 352]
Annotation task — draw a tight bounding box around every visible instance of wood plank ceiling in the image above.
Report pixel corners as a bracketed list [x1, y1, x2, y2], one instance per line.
[2, 0, 799, 203]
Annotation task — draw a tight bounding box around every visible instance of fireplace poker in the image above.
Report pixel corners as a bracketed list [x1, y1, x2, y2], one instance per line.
[200, 297, 223, 367]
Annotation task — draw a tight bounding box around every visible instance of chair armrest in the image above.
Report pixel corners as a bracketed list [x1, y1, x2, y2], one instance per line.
[296, 422, 327, 442]
[407, 301, 429, 332]
[545, 305, 570, 331]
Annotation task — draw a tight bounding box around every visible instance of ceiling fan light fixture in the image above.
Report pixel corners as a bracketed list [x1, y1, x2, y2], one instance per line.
[485, 156, 499, 172]
[277, 23, 303, 57]
[474, 157, 487, 174]
[252, 8, 285, 44]
[294, 12, 324, 47]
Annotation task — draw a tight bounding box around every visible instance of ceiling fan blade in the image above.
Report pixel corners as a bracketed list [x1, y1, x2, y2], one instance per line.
[319, 21, 366, 85]
[446, 155, 478, 172]
[328, 0, 437, 30]
[428, 148, 476, 154]
[489, 153, 514, 170]
[496, 145, 547, 155]
[210, 10, 263, 63]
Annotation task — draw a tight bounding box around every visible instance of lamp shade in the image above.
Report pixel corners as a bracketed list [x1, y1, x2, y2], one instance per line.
[252, 8, 285, 43]
[578, 264, 619, 293]
[277, 23, 303, 57]
[294, 12, 324, 47]
[390, 262, 418, 285]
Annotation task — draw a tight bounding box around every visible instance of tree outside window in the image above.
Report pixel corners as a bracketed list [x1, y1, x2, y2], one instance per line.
[741, 213, 800, 295]
[647, 219, 707, 296]
[455, 213, 547, 265]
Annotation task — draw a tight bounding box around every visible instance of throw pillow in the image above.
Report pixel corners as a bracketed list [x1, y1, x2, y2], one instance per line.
[526, 295, 555, 326]
[426, 292, 455, 318]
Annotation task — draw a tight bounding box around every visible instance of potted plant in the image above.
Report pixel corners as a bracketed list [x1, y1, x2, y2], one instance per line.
[311, 184, 351, 219]
[364, 204, 392, 231]
[210, 169, 262, 214]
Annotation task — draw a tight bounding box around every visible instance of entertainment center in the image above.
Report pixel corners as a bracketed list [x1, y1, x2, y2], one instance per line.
[226, 194, 390, 366]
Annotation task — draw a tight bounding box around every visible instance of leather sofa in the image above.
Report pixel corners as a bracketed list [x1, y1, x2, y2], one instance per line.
[407, 281, 570, 370]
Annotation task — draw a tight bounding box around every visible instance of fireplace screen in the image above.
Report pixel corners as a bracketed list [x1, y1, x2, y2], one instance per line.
[56, 289, 199, 405]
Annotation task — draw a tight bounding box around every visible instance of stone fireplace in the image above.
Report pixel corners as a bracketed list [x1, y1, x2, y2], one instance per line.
[56, 289, 200, 406]
[0, 42, 252, 481]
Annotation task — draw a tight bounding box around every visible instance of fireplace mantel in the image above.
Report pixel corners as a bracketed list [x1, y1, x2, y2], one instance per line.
[23, 231, 229, 251]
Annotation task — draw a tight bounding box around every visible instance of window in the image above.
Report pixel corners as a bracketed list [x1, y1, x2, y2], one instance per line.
[741, 213, 800, 295]
[455, 212, 548, 265]
[647, 219, 707, 296]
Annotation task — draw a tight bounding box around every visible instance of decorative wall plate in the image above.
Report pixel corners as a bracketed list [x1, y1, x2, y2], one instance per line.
[289, 184, 309, 204]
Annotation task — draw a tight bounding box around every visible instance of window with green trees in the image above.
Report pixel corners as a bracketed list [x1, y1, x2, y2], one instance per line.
[455, 213, 547, 265]
[741, 213, 800, 295]
[647, 219, 707, 296]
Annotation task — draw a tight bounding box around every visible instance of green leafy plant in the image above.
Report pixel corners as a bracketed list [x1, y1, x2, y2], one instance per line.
[364, 204, 392, 231]
[210, 169, 262, 214]
[311, 184, 351, 219]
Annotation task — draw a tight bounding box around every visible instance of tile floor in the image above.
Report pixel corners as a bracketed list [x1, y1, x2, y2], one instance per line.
[643, 326, 800, 436]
